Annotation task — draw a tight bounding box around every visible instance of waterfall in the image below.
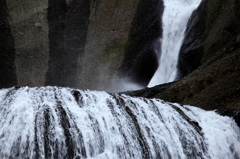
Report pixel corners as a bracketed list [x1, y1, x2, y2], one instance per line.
[0, 86, 239, 159]
[148, 0, 202, 87]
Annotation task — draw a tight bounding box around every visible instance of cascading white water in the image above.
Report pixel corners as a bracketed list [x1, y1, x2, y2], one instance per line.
[0, 86, 240, 159]
[148, 0, 202, 87]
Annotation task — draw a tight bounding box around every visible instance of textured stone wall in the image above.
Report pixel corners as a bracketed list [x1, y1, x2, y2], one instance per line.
[0, 0, 17, 88]
[76, 0, 140, 91]
[45, 0, 90, 87]
[177, 0, 206, 80]
[0, 0, 147, 91]
[6, 0, 49, 86]
[1, 0, 90, 88]
[119, 0, 163, 88]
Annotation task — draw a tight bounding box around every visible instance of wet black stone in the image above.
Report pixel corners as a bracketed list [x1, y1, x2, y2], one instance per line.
[176, 0, 207, 80]
[120, 0, 164, 87]
[45, 0, 90, 87]
[71, 90, 80, 102]
[45, 0, 68, 86]
[14, 86, 21, 90]
[0, 0, 17, 88]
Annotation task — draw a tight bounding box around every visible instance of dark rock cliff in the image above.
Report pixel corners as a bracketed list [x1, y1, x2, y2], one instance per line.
[0, 0, 17, 88]
[75, 0, 140, 91]
[45, 0, 68, 87]
[45, 0, 90, 87]
[176, 0, 206, 80]
[6, 0, 49, 87]
[119, 0, 164, 87]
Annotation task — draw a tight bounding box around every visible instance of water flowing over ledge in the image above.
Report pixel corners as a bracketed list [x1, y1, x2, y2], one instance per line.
[148, 0, 202, 87]
[0, 86, 239, 159]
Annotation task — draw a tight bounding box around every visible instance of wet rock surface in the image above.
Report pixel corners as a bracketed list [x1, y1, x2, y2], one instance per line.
[75, 0, 140, 91]
[177, 0, 206, 80]
[0, 0, 17, 88]
[45, 0, 90, 87]
[6, 0, 49, 86]
[119, 0, 164, 87]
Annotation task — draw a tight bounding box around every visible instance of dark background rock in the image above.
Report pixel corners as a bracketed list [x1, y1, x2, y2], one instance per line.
[75, 0, 140, 91]
[45, 0, 90, 87]
[5, 0, 49, 86]
[176, 0, 206, 80]
[63, 0, 90, 87]
[0, 0, 17, 88]
[45, 0, 68, 86]
[119, 0, 164, 87]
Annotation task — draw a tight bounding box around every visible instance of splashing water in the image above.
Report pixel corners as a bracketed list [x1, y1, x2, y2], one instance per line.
[148, 0, 202, 87]
[0, 86, 239, 159]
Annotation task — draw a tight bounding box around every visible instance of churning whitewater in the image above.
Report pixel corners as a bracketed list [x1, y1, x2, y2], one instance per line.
[148, 0, 202, 87]
[0, 86, 239, 159]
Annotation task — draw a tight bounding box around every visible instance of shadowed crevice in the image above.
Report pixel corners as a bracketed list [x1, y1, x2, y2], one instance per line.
[120, 0, 164, 87]
[45, 0, 90, 87]
[0, 0, 17, 88]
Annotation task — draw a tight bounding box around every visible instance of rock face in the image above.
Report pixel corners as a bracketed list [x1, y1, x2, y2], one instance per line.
[0, 0, 141, 90]
[119, 0, 164, 87]
[0, 0, 17, 88]
[6, 0, 49, 87]
[0, 0, 163, 92]
[76, 0, 139, 91]
[45, 0, 90, 87]
[2, 0, 162, 91]
[176, 0, 206, 80]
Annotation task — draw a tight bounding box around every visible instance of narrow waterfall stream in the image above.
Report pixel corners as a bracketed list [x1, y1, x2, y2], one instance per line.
[0, 87, 239, 159]
[148, 0, 202, 87]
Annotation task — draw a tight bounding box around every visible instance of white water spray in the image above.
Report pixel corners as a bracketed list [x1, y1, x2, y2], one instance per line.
[148, 0, 202, 87]
[0, 86, 240, 159]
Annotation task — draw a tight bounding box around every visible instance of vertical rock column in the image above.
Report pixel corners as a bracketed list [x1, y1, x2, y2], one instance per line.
[76, 0, 139, 91]
[177, 0, 206, 80]
[0, 0, 17, 88]
[63, 0, 91, 87]
[45, 0, 90, 88]
[45, 0, 68, 86]
[6, 0, 49, 86]
[120, 0, 164, 87]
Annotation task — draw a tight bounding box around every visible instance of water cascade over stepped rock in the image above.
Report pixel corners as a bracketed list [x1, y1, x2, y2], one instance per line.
[148, 0, 202, 87]
[0, 86, 240, 159]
